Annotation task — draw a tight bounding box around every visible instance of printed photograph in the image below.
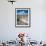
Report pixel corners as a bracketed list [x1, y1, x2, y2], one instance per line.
[15, 8, 30, 27]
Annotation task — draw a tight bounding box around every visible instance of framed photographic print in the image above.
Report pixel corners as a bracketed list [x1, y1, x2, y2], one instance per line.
[15, 8, 31, 27]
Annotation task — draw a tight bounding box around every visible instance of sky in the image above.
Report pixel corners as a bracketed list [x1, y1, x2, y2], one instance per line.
[17, 10, 28, 15]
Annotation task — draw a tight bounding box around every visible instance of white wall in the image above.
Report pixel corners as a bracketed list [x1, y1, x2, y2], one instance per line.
[0, 0, 46, 42]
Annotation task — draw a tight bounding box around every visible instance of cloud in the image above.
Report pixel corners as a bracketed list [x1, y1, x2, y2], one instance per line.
[17, 11, 28, 15]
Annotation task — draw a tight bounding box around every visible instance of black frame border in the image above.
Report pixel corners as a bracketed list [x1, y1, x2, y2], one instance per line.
[15, 8, 31, 28]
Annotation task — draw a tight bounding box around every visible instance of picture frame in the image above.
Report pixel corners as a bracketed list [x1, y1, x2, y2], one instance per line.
[15, 8, 31, 27]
